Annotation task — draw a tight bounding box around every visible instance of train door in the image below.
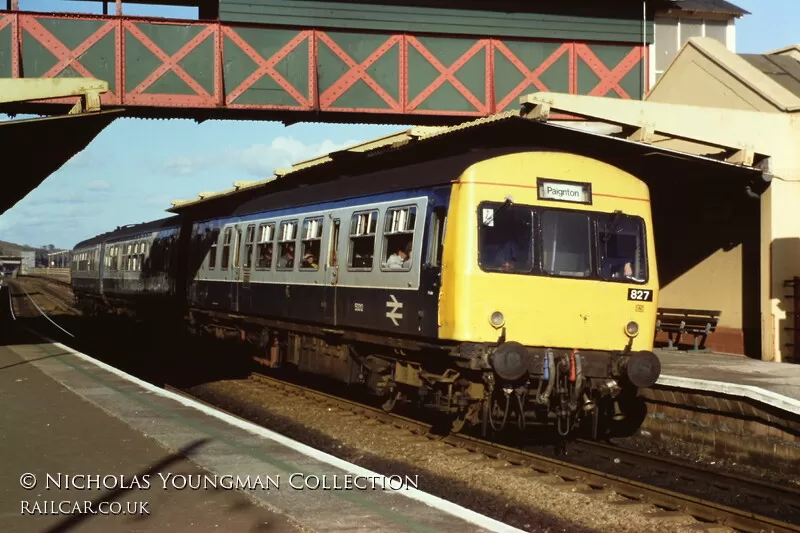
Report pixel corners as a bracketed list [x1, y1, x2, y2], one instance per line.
[324, 217, 340, 324]
[230, 225, 243, 312]
[239, 224, 256, 314]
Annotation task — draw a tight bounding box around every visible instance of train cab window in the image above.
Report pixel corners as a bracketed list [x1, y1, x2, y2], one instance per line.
[478, 202, 533, 273]
[256, 224, 274, 269]
[208, 229, 219, 269]
[381, 206, 416, 271]
[541, 210, 593, 278]
[243, 225, 256, 269]
[597, 212, 648, 283]
[277, 220, 298, 270]
[348, 210, 378, 270]
[221, 228, 232, 270]
[300, 217, 323, 270]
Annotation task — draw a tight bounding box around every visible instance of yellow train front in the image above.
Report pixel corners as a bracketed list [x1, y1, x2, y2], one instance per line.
[439, 151, 660, 437]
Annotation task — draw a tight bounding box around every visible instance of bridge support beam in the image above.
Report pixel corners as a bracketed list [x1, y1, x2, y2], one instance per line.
[0, 77, 109, 114]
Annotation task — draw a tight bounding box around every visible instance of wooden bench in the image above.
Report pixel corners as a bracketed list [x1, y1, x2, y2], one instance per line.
[655, 308, 721, 352]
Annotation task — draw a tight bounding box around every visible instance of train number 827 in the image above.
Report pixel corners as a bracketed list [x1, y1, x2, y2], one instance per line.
[627, 289, 653, 302]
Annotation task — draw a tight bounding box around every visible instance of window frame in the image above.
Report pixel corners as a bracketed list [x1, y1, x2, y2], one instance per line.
[347, 209, 379, 272]
[380, 205, 417, 273]
[255, 222, 275, 270]
[476, 200, 535, 275]
[276, 220, 298, 271]
[221, 227, 232, 271]
[300, 216, 324, 271]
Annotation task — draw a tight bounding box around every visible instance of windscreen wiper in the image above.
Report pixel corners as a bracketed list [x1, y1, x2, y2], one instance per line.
[482, 196, 513, 226]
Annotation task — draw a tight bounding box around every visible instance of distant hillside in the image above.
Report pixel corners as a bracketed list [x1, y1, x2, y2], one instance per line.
[0, 240, 69, 266]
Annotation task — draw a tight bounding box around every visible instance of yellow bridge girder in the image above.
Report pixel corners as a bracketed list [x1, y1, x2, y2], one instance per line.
[0, 78, 109, 114]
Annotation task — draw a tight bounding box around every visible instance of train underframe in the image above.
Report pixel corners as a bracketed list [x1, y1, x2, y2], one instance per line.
[187, 309, 661, 439]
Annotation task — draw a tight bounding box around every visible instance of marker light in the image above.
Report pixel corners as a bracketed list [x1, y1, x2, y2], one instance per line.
[625, 321, 639, 337]
[490, 311, 505, 328]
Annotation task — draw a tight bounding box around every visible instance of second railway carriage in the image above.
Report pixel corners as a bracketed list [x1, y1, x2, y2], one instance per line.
[71, 217, 183, 316]
[184, 147, 662, 436]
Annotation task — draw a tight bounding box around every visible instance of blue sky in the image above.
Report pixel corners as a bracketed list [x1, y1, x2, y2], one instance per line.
[0, 0, 797, 249]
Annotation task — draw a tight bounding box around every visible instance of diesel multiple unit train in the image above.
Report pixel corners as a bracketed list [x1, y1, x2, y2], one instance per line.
[71, 142, 662, 438]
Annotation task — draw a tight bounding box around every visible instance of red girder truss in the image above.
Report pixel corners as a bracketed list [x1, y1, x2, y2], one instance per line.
[0, 11, 648, 119]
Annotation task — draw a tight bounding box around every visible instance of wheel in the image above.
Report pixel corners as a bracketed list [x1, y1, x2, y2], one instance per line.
[381, 389, 399, 412]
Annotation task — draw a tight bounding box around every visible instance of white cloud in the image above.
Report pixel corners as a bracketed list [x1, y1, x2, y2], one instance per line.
[87, 179, 111, 191]
[163, 136, 360, 178]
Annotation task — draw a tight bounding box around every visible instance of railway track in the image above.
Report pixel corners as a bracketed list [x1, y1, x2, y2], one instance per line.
[246, 371, 800, 533]
[10, 277, 800, 532]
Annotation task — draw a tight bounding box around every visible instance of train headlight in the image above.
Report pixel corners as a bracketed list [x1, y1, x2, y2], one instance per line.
[489, 311, 505, 328]
[625, 321, 639, 338]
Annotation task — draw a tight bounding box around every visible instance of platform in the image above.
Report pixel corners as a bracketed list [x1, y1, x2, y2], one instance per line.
[654, 349, 800, 416]
[0, 332, 522, 533]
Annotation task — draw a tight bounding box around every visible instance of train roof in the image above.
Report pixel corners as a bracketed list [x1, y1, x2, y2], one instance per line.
[72, 216, 181, 250]
[168, 108, 771, 220]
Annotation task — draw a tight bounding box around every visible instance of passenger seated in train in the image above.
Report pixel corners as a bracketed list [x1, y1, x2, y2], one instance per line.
[278, 244, 295, 269]
[259, 247, 273, 268]
[301, 252, 318, 269]
[386, 241, 412, 269]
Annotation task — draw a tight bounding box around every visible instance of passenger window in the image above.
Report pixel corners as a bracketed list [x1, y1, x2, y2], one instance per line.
[277, 221, 297, 270]
[348, 210, 378, 270]
[382, 206, 416, 271]
[256, 224, 274, 269]
[221, 228, 232, 270]
[300, 217, 323, 270]
[244, 225, 256, 269]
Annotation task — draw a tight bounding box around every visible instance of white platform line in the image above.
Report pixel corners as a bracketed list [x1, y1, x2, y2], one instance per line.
[657, 375, 800, 416]
[35, 337, 525, 533]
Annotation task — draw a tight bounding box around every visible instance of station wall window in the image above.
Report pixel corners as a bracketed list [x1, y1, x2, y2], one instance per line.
[276, 220, 298, 270]
[300, 217, 323, 270]
[381, 206, 416, 271]
[256, 223, 274, 269]
[244, 224, 255, 269]
[348, 210, 378, 270]
[221, 228, 232, 270]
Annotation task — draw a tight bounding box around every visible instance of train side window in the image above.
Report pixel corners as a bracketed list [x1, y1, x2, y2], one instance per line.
[276, 220, 298, 270]
[140, 242, 147, 271]
[256, 223, 274, 269]
[221, 228, 232, 270]
[233, 228, 242, 268]
[427, 207, 447, 267]
[121, 245, 127, 271]
[328, 219, 340, 267]
[243, 224, 256, 269]
[208, 230, 218, 269]
[348, 210, 378, 270]
[300, 217, 323, 270]
[381, 206, 416, 271]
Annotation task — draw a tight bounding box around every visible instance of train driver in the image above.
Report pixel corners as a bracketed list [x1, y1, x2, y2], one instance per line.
[387, 241, 412, 269]
[494, 240, 518, 271]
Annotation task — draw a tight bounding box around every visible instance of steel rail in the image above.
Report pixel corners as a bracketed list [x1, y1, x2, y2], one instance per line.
[249, 372, 800, 533]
